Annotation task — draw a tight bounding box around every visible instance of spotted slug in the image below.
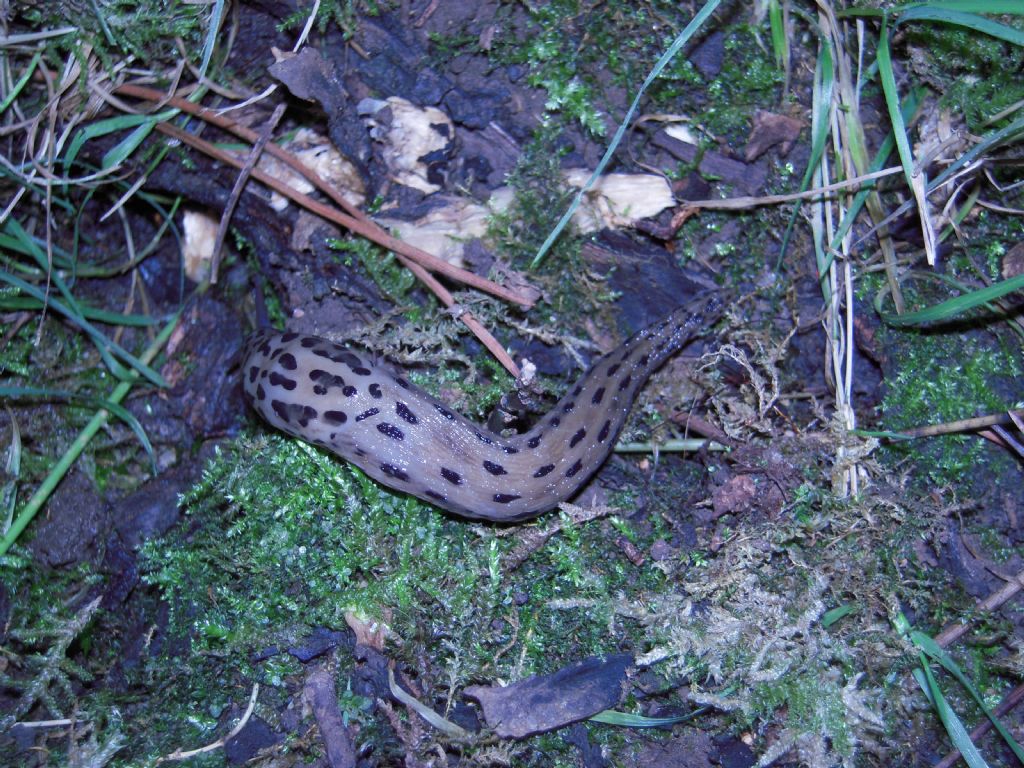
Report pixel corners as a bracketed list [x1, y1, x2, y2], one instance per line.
[242, 297, 719, 522]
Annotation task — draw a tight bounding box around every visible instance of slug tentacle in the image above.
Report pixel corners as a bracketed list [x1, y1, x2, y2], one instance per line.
[242, 297, 720, 522]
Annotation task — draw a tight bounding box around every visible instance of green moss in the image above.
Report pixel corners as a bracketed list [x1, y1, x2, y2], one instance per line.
[751, 670, 853, 756]
[880, 326, 1020, 486]
[498, 0, 609, 136]
[328, 234, 418, 303]
[475, 2, 784, 142]
[280, 0, 382, 39]
[699, 27, 785, 140]
[131, 424, 692, 758]
[410, 353, 514, 422]
[488, 126, 576, 265]
[23, 0, 208, 72]
[907, 19, 1024, 131]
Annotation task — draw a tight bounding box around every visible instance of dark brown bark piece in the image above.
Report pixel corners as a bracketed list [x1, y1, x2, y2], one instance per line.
[305, 668, 357, 768]
[464, 654, 632, 738]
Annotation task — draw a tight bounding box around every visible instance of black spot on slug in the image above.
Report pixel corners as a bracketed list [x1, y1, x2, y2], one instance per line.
[474, 431, 494, 446]
[441, 467, 462, 485]
[248, 366, 259, 383]
[565, 459, 583, 477]
[271, 400, 317, 427]
[550, 416, 561, 428]
[281, 332, 299, 343]
[638, 353, 650, 366]
[309, 369, 346, 389]
[533, 464, 555, 478]
[355, 407, 380, 422]
[270, 347, 283, 360]
[396, 402, 418, 424]
[434, 404, 454, 420]
[314, 347, 368, 372]
[592, 387, 605, 405]
[394, 376, 411, 389]
[297, 407, 317, 427]
[300, 337, 318, 348]
[572, 384, 583, 397]
[618, 374, 632, 391]
[425, 490, 447, 502]
[607, 363, 621, 376]
[323, 410, 348, 425]
[268, 372, 297, 391]
[257, 384, 266, 401]
[483, 460, 507, 476]
[381, 463, 409, 481]
[338, 351, 363, 369]
[376, 422, 404, 441]
[502, 445, 519, 455]
[527, 435, 542, 448]
[562, 401, 575, 414]
[570, 427, 587, 448]
[343, 385, 358, 397]
[313, 385, 327, 395]
[369, 383, 382, 399]
[278, 352, 297, 370]
[597, 420, 611, 442]
[493, 493, 521, 504]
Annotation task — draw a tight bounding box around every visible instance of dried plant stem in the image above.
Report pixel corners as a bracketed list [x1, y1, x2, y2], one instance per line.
[112, 85, 531, 376]
[156, 120, 523, 376]
[157, 682, 260, 763]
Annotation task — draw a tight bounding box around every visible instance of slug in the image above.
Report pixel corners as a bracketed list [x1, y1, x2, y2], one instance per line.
[242, 297, 719, 522]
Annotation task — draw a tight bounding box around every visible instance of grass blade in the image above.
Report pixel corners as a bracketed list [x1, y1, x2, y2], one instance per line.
[2, 219, 168, 386]
[914, 662, 991, 768]
[897, 8, 1024, 47]
[0, 386, 156, 471]
[1, 410, 20, 536]
[877, 16, 938, 264]
[0, 312, 179, 557]
[530, 0, 723, 267]
[912, 631, 1024, 761]
[0, 52, 42, 115]
[778, 19, 835, 268]
[0, 295, 160, 326]
[875, 272, 1024, 327]
[64, 111, 176, 172]
[591, 709, 704, 727]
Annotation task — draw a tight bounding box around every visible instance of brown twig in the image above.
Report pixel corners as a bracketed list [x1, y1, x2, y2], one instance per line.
[888, 409, 1024, 440]
[158, 119, 523, 376]
[932, 681, 1024, 768]
[670, 410, 736, 447]
[933, 567, 1024, 649]
[304, 667, 357, 768]
[502, 502, 616, 570]
[112, 84, 532, 376]
[210, 102, 286, 283]
[112, 84, 533, 305]
[984, 424, 1024, 459]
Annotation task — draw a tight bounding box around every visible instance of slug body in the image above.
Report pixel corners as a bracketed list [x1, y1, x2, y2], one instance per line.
[242, 298, 717, 522]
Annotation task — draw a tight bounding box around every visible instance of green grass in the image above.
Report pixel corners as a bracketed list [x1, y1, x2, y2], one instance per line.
[21, 0, 209, 70]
